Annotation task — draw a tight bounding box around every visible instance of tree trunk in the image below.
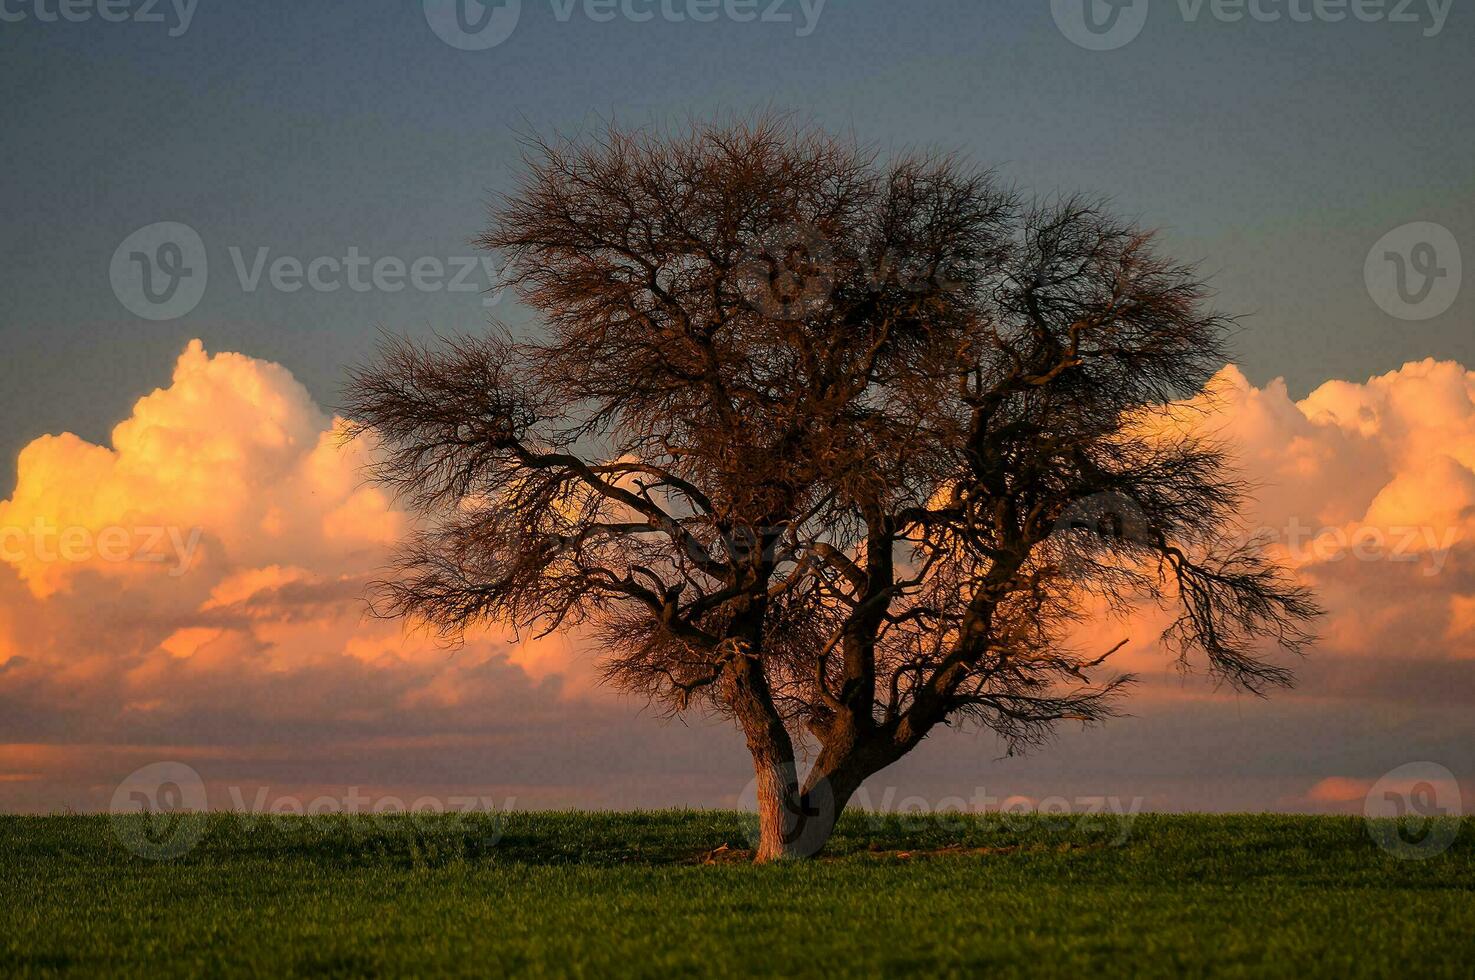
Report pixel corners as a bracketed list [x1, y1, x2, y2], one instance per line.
[719, 611, 870, 861]
[750, 754, 865, 862]
[751, 755, 806, 862]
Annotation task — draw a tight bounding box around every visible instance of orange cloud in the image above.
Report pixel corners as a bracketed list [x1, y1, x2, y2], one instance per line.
[1082, 360, 1475, 686]
[1305, 776, 1373, 805]
[1, 343, 1471, 813]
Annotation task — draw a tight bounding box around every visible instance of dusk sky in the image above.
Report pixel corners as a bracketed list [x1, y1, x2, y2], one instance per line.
[2, 0, 1472, 816]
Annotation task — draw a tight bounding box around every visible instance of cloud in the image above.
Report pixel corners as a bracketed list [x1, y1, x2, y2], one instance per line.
[0, 343, 1471, 813]
[1218, 360, 1475, 668]
[0, 342, 693, 811]
[1084, 360, 1475, 687]
[1304, 776, 1373, 806]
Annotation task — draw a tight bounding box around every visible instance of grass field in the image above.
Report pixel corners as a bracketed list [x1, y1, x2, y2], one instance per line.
[3, 810, 1472, 977]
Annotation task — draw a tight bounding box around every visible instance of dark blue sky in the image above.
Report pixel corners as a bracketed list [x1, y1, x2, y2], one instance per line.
[2, 0, 1472, 489]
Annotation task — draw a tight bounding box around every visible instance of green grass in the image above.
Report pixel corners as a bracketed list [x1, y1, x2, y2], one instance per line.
[2, 811, 1472, 977]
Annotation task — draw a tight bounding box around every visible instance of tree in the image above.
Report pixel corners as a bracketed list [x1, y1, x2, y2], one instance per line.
[343, 119, 1319, 862]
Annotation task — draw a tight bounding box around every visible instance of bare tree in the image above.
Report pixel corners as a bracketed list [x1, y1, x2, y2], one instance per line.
[343, 119, 1318, 862]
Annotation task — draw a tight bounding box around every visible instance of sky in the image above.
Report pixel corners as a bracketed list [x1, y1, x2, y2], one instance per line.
[1, 0, 1472, 817]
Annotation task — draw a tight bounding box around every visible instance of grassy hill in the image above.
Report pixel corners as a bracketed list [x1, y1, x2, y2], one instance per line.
[3, 811, 1471, 976]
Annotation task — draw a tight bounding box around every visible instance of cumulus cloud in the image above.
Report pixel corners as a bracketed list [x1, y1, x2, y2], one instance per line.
[0, 341, 401, 599]
[0, 342, 687, 812]
[1205, 360, 1475, 666]
[1074, 360, 1475, 687]
[0, 344, 1471, 813]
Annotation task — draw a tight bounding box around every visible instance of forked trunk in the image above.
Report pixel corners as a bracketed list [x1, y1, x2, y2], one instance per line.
[750, 755, 858, 863]
[724, 621, 864, 861]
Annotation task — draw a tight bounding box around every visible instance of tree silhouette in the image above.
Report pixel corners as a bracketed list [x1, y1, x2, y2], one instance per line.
[344, 119, 1318, 861]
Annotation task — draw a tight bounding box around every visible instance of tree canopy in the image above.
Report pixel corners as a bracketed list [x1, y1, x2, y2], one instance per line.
[344, 119, 1318, 861]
